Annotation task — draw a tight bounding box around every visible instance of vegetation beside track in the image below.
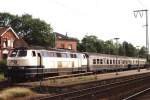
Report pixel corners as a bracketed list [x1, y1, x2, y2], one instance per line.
[0, 73, 4, 81]
[48, 74, 98, 85]
[0, 87, 34, 100]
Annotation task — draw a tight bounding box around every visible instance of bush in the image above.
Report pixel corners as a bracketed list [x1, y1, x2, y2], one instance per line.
[0, 87, 34, 100]
[0, 60, 7, 73]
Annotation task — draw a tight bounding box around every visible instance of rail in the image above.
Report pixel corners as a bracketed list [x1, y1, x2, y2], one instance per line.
[38, 72, 150, 100]
[123, 87, 150, 100]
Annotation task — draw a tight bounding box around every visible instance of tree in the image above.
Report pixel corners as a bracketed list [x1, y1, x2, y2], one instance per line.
[104, 40, 115, 54]
[80, 35, 104, 53]
[0, 13, 53, 47]
[139, 46, 147, 58]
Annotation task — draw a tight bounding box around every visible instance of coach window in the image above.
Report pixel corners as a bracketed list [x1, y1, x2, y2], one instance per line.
[32, 51, 36, 57]
[107, 60, 109, 64]
[118, 60, 120, 64]
[100, 59, 103, 64]
[113, 60, 115, 64]
[97, 59, 100, 64]
[93, 59, 96, 64]
[110, 60, 112, 64]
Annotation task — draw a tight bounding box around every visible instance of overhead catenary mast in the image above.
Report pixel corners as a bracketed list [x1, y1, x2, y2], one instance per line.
[133, 9, 149, 61]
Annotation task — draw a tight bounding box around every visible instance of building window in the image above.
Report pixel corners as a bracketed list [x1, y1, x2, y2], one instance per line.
[3, 38, 7, 48]
[68, 44, 72, 50]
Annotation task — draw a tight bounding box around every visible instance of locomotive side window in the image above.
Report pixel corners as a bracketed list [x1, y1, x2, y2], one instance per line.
[49, 52, 55, 57]
[70, 54, 77, 58]
[32, 51, 36, 57]
[18, 50, 27, 57]
[9, 50, 18, 57]
[56, 53, 62, 57]
[62, 53, 67, 58]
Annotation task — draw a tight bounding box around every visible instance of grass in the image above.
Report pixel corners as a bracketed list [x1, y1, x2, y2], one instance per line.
[0, 73, 4, 81]
[0, 87, 34, 100]
[48, 75, 97, 85]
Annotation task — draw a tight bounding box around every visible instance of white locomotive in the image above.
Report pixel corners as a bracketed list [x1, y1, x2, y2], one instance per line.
[5, 47, 146, 79]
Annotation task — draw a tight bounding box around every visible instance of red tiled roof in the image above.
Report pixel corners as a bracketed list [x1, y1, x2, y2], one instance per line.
[54, 32, 78, 41]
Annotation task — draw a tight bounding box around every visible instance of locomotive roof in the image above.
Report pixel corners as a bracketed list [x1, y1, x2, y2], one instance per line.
[13, 46, 78, 53]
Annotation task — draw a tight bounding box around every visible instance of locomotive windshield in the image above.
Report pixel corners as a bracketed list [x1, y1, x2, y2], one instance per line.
[9, 50, 18, 57]
[18, 50, 27, 57]
[9, 50, 27, 57]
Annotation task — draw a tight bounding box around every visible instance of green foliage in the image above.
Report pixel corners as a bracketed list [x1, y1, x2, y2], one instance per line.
[0, 13, 53, 47]
[0, 73, 4, 81]
[78, 35, 147, 58]
[0, 60, 7, 73]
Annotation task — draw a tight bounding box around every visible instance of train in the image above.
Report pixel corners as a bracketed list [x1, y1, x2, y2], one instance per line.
[5, 47, 147, 79]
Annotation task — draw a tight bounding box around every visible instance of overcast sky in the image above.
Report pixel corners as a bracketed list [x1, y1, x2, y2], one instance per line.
[0, 0, 150, 47]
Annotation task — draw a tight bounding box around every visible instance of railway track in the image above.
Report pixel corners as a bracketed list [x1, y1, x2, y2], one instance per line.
[36, 72, 150, 100]
[123, 87, 150, 100]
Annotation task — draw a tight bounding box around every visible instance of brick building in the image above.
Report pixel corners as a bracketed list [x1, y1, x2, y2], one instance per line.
[54, 32, 78, 51]
[0, 27, 27, 60]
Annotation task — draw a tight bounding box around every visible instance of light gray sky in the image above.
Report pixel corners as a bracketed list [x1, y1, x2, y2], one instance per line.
[0, 0, 149, 47]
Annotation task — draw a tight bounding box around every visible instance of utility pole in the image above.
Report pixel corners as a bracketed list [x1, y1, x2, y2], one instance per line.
[114, 37, 120, 75]
[133, 9, 149, 62]
[136, 46, 140, 72]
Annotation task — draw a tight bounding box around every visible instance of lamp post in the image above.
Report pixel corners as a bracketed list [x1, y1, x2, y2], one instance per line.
[136, 46, 140, 72]
[114, 38, 120, 75]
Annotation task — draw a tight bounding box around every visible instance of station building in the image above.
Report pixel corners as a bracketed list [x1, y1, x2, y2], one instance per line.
[0, 27, 27, 60]
[54, 32, 78, 52]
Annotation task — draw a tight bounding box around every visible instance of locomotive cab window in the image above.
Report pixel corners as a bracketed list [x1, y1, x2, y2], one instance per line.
[18, 50, 27, 57]
[32, 51, 36, 57]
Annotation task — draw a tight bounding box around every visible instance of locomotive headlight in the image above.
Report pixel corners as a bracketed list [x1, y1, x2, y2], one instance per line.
[8, 60, 18, 66]
[7, 67, 12, 69]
